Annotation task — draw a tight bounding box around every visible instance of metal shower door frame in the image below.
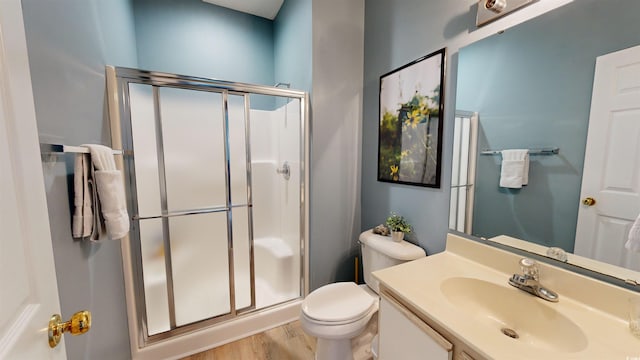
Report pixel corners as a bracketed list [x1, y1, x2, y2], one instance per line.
[109, 66, 308, 346]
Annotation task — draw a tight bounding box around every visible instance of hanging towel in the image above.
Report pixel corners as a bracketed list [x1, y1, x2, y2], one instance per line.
[500, 149, 529, 189]
[88, 164, 104, 241]
[625, 213, 640, 252]
[522, 152, 530, 186]
[72, 153, 93, 238]
[83, 144, 130, 240]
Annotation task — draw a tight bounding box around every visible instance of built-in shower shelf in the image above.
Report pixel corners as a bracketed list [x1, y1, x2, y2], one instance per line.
[255, 237, 294, 259]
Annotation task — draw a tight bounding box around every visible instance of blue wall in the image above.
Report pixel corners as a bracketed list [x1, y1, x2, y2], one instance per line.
[274, 0, 312, 93]
[133, 0, 274, 87]
[132, 0, 312, 109]
[456, 0, 640, 251]
[361, 0, 474, 255]
[23, 1, 312, 357]
[22, 0, 138, 358]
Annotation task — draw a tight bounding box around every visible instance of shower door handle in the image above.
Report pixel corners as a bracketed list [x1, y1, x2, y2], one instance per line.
[276, 161, 290, 180]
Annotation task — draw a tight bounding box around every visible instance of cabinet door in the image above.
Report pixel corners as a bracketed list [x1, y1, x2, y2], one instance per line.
[379, 294, 453, 360]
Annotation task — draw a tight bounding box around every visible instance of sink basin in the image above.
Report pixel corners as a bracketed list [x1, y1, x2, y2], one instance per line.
[440, 277, 588, 353]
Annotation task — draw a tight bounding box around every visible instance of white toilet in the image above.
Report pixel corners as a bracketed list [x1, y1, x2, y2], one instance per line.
[300, 230, 426, 360]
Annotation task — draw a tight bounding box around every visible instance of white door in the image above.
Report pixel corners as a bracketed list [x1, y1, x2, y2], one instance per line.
[0, 0, 66, 359]
[574, 45, 640, 271]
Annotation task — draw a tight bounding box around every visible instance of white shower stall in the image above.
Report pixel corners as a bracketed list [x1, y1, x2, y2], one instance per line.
[108, 67, 307, 355]
[250, 99, 302, 309]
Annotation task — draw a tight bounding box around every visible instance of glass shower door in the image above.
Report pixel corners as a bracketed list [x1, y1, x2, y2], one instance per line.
[127, 84, 254, 336]
[111, 66, 308, 347]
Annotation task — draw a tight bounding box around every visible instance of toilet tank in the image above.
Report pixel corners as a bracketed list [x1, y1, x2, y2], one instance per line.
[360, 230, 426, 294]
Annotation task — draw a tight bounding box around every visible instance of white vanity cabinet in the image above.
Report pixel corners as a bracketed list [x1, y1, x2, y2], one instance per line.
[374, 234, 640, 359]
[378, 291, 453, 360]
[379, 289, 483, 360]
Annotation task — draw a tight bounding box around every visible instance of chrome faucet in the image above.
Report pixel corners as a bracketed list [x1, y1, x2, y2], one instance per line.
[508, 258, 559, 302]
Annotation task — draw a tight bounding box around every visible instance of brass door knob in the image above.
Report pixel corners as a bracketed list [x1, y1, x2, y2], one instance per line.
[582, 197, 596, 206]
[48, 310, 91, 348]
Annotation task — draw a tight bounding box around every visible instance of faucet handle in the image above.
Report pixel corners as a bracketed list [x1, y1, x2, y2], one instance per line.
[546, 247, 568, 262]
[519, 258, 539, 280]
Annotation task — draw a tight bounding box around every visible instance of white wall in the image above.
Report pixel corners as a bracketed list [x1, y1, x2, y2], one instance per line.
[251, 101, 302, 272]
[310, 0, 365, 289]
[250, 109, 280, 239]
[278, 100, 302, 294]
[250, 101, 302, 305]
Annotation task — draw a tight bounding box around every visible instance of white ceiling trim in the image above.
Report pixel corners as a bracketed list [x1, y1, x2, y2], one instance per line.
[202, 0, 284, 20]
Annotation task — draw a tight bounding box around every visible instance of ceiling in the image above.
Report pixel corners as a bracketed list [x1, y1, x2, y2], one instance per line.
[202, 0, 284, 20]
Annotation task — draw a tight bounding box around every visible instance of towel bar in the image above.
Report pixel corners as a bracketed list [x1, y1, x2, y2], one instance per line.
[480, 147, 559, 156]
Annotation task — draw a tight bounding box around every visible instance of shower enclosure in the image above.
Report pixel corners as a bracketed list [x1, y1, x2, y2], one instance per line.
[106, 66, 308, 354]
[449, 111, 478, 234]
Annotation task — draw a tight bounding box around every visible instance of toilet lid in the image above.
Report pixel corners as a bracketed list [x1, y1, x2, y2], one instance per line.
[302, 282, 375, 323]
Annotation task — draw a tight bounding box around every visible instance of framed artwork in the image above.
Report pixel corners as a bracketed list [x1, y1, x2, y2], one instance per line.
[377, 48, 446, 188]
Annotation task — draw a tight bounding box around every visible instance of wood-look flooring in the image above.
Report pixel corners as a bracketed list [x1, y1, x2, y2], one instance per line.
[182, 321, 315, 360]
[182, 315, 378, 360]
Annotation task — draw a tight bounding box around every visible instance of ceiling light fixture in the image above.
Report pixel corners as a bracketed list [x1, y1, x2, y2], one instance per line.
[476, 0, 538, 27]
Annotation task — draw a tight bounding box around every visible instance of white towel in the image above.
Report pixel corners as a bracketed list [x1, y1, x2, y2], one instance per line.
[83, 144, 130, 240]
[88, 168, 104, 241]
[500, 149, 529, 189]
[625, 214, 640, 252]
[72, 154, 93, 238]
[522, 152, 530, 186]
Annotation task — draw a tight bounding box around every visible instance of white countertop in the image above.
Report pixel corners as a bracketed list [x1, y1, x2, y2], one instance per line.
[373, 234, 640, 359]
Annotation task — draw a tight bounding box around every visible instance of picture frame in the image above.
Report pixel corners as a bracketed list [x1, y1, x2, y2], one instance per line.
[377, 48, 446, 188]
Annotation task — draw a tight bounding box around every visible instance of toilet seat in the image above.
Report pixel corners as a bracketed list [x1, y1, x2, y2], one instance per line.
[301, 303, 377, 326]
[302, 282, 376, 325]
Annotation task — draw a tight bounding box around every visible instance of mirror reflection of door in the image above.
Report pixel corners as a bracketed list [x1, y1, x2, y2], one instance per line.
[451, 0, 640, 275]
[574, 45, 640, 271]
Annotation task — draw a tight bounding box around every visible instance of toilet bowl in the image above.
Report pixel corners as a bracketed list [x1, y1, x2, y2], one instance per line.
[300, 230, 426, 360]
[300, 282, 378, 360]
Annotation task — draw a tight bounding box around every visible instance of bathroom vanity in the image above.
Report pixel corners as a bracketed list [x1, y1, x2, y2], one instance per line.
[373, 234, 640, 359]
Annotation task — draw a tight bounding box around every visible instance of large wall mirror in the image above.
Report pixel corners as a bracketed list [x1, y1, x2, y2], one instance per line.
[451, 0, 640, 282]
